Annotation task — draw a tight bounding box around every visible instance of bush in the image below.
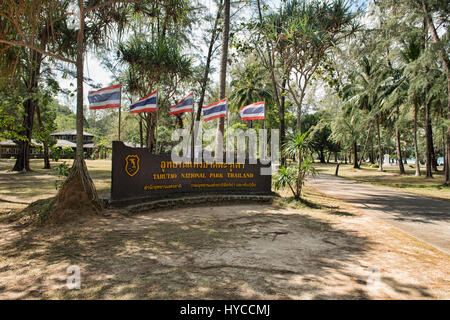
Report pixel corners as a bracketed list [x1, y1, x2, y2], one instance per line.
[61, 146, 75, 159]
[51, 146, 61, 162]
[54, 161, 70, 190]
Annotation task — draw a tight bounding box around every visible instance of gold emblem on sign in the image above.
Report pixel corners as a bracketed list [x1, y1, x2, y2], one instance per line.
[125, 155, 140, 177]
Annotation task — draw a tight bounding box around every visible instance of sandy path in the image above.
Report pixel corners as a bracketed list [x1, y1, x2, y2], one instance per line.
[0, 194, 448, 299]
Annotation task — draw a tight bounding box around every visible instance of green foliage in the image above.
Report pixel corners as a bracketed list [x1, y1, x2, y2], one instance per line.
[301, 113, 339, 162]
[229, 63, 273, 112]
[54, 161, 70, 190]
[61, 146, 75, 159]
[50, 145, 61, 162]
[273, 165, 297, 195]
[282, 131, 317, 198]
[119, 36, 193, 95]
[284, 131, 312, 158]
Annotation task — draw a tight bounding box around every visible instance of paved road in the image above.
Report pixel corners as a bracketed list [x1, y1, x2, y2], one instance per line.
[307, 174, 450, 254]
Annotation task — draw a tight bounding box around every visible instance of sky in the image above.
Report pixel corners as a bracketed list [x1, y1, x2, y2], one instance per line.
[55, 0, 370, 113]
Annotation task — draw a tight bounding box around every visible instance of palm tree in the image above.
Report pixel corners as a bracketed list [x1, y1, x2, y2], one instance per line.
[282, 131, 316, 199]
[345, 57, 387, 170]
[399, 34, 423, 176]
[119, 36, 193, 152]
[229, 64, 272, 126]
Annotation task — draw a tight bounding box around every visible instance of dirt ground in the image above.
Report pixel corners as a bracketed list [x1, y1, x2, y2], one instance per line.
[0, 187, 448, 299]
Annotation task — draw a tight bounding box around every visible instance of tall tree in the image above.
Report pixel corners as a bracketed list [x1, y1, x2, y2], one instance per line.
[215, 0, 230, 160]
[0, 0, 166, 220]
[192, 0, 223, 160]
[421, 0, 450, 184]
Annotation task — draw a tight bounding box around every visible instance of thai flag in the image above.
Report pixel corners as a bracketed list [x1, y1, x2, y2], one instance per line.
[169, 92, 193, 115]
[239, 101, 265, 120]
[88, 84, 121, 110]
[130, 90, 157, 114]
[202, 98, 227, 122]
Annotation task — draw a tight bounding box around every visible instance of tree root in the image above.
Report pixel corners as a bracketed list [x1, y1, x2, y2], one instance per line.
[47, 158, 102, 224]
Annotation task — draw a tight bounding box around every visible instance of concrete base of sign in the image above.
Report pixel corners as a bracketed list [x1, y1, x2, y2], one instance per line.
[101, 192, 277, 212]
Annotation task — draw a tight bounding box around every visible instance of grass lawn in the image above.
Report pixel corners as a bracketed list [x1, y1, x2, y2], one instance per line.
[314, 162, 450, 201]
[0, 158, 111, 213]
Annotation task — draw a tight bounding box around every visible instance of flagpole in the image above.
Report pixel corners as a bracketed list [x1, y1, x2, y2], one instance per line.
[226, 99, 228, 162]
[118, 85, 122, 141]
[190, 95, 195, 164]
[264, 100, 266, 130]
[154, 92, 158, 154]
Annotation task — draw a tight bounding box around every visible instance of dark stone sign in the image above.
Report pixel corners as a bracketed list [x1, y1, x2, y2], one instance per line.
[111, 141, 272, 201]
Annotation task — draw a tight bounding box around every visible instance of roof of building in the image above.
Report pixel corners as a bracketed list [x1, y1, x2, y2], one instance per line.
[0, 140, 15, 146]
[0, 139, 96, 149]
[123, 142, 139, 148]
[51, 130, 94, 137]
[0, 139, 43, 146]
[55, 139, 76, 148]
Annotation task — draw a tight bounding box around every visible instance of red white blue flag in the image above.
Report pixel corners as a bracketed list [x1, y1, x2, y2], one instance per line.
[130, 90, 157, 114]
[169, 92, 193, 115]
[239, 101, 265, 120]
[202, 98, 227, 122]
[88, 84, 121, 110]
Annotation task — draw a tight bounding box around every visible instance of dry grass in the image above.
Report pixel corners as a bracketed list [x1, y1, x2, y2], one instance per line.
[314, 163, 450, 201]
[0, 159, 111, 214]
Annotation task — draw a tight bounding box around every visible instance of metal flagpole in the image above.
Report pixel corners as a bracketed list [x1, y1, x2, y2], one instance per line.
[226, 99, 229, 163]
[118, 85, 122, 141]
[190, 93, 195, 163]
[263, 100, 266, 130]
[154, 91, 158, 154]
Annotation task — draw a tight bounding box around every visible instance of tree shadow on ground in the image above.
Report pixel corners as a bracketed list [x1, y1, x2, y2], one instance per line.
[0, 203, 435, 299]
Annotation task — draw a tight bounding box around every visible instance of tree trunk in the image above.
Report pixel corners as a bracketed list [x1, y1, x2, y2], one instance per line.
[145, 113, 157, 152]
[215, 0, 230, 160]
[422, 0, 450, 184]
[280, 78, 287, 166]
[139, 118, 143, 147]
[192, 0, 223, 161]
[176, 114, 183, 129]
[12, 50, 41, 172]
[395, 106, 405, 174]
[50, 4, 102, 221]
[353, 141, 359, 169]
[425, 87, 433, 178]
[369, 141, 375, 164]
[256, 0, 285, 166]
[35, 104, 50, 169]
[359, 123, 373, 167]
[429, 123, 438, 172]
[376, 117, 383, 171]
[13, 99, 34, 172]
[395, 127, 405, 174]
[296, 150, 302, 199]
[319, 150, 325, 163]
